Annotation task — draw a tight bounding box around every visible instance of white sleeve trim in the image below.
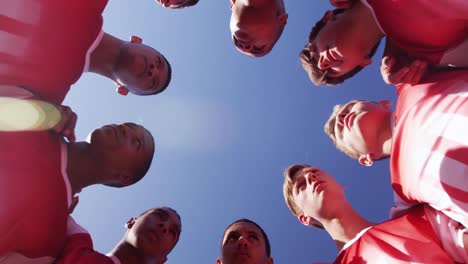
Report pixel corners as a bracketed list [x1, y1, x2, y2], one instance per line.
[60, 139, 73, 208]
[106, 255, 121, 264]
[82, 29, 104, 73]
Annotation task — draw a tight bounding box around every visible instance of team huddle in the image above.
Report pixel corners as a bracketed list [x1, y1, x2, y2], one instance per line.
[0, 0, 467, 263]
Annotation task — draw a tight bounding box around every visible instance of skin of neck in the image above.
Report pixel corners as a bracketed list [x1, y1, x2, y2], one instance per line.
[378, 111, 394, 157]
[319, 201, 373, 251]
[345, 1, 385, 56]
[88, 32, 124, 83]
[242, 0, 281, 8]
[109, 238, 166, 264]
[66, 142, 105, 195]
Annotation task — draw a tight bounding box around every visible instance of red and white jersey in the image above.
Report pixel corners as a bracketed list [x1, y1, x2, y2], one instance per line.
[0, 0, 108, 104]
[425, 205, 468, 263]
[362, 0, 468, 67]
[391, 69, 468, 228]
[334, 205, 454, 264]
[56, 217, 120, 264]
[0, 87, 74, 262]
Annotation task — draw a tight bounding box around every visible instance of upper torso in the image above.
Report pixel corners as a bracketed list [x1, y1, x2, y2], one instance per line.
[334, 205, 454, 263]
[391, 69, 468, 228]
[362, 0, 468, 66]
[0, 87, 73, 262]
[0, 0, 108, 104]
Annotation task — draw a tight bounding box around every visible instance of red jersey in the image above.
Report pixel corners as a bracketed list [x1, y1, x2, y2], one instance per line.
[0, 0, 108, 104]
[334, 206, 454, 264]
[391, 69, 468, 229]
[56, 217, 120, 264]
[0, 87, 73, 262]
[362, 0, 468, 67]
[0, 131, 72, 261]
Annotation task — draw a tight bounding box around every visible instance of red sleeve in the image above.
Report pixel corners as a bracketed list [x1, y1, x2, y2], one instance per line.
[55, 233, 115, 264]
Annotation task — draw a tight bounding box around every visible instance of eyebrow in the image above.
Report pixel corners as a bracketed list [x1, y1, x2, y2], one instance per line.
[250, 45, 266, 55]
[247, 231, 260, 237]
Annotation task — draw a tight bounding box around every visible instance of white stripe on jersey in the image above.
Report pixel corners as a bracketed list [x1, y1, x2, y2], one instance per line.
[422, 111, 468, 146]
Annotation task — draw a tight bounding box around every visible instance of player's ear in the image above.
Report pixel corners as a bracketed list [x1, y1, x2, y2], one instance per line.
[277, 13, 288, 26]
[298, 214, 313, 226]
[118, 170, 133, 186]
[130, 35, 143, 44]
[116, 84, 129, 96]
[216, 258, 222, 264]
[230, 0, 235, 9]
[358, 154, 374, 166]
[125, 217, 137, 229]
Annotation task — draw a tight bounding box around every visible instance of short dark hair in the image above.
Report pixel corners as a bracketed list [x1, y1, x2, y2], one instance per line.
[172, 0, 199, 9]
[299, 9, 381, 86]
[221, 218, 271, 257]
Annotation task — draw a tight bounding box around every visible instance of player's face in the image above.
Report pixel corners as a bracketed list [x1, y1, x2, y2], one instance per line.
[309, 11, 371, 78]
[334, 101, 391, 157]
[218, 222, 272, 264]
[88, 123, 154, 174]
[115, 43, 169, 95]
[156, 0, 189, 8]
[292, 166, 345, 223]
[230, 0, 282, 57]
[129, 208, 181, 257]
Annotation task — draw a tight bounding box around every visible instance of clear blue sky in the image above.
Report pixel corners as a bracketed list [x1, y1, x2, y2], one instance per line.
[68, 1, 398, 263]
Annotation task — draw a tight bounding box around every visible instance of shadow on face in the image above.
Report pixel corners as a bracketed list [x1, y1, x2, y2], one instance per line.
[127, 207, 181, 258]
[218, 220, 272, 264]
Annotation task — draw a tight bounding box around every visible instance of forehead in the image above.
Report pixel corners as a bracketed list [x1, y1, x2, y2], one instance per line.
[224, 222, 262, 240]
[130, 123, 154, 149]
[145, 208, 181, 227]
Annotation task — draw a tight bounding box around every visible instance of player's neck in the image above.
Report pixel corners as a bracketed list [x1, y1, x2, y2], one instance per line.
[321, 202, 373, 250]
[110, 241, 164, 264]
[88, 32, 122, 81]
[349, 1, 384, 50]
[240, 0, 283, 10]
[66, 142, 103, 194]
[379, 112, 394, 156]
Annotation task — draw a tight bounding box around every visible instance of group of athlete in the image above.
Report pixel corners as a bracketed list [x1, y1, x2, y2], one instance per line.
[0, 0, 287, 263]
[0, 0, 467, 263]
[283, 0, 468, 263]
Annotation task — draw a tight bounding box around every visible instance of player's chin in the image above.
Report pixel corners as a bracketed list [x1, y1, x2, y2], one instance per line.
[236, 48, 268, 58]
